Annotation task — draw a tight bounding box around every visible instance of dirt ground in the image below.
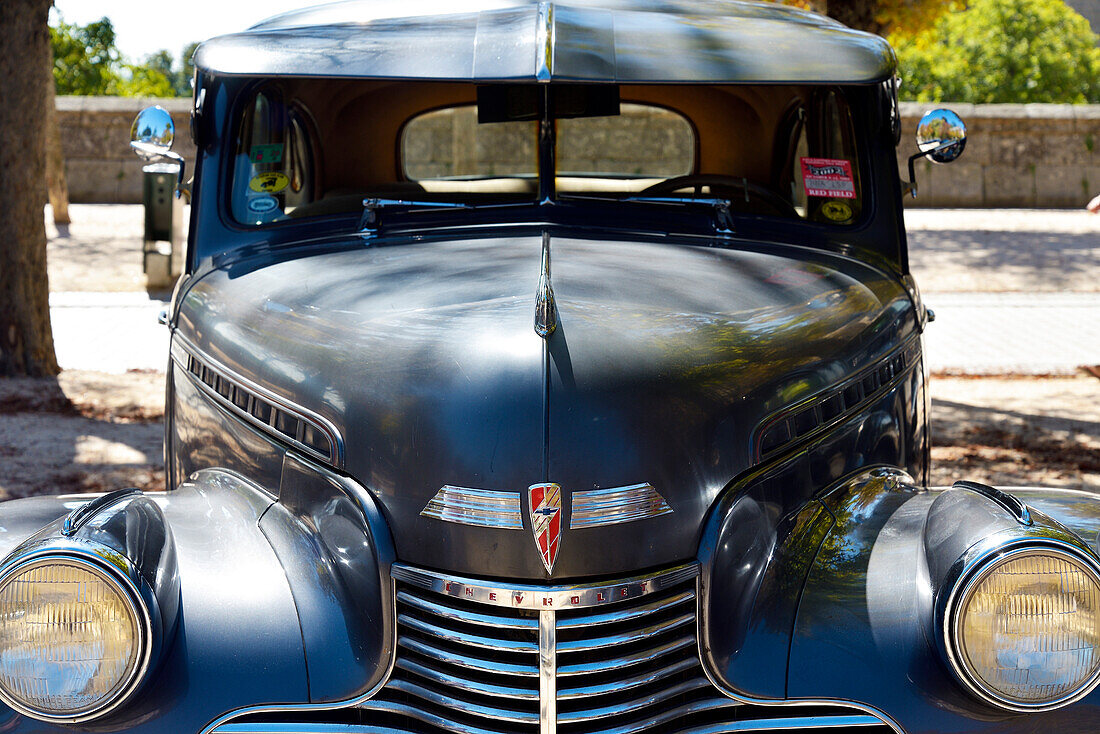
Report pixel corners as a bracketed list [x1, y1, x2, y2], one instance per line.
[0, 370, 1096, 499]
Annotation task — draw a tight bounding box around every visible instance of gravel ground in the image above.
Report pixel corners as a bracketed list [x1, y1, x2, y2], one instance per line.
[0, 371, 164, 500]
[929, 373, 1100, 492]
[1, 370, 1096, 499]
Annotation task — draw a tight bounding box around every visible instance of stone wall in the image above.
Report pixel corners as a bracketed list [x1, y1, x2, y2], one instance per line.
[57, 97, 194, 204]
[57, 96, 1100, 208]
[899, 102, 1100, 208]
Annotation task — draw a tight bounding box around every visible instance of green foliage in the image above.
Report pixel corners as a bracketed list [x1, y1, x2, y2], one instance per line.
[114, 63, 177, 97]
[50, 14, 197, 97]
[51, 16, 121, 95]
[896, 0, 1100, 103]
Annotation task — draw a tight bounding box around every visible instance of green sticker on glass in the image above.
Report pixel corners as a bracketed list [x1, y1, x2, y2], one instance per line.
[250, 144, 284, 164]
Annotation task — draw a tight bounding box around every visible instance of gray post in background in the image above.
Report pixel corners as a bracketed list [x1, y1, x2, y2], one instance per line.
[142, 163, 183, 289]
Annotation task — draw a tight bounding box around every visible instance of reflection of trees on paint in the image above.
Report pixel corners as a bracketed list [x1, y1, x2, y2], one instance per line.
[798, 477, 905, 621]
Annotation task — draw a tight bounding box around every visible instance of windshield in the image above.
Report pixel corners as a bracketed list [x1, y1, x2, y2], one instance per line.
[227, 80, 864, 227]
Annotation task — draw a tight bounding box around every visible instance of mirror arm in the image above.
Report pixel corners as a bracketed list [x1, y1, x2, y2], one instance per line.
[162, 151, 186, 199]
[905, 151, 923, 199]
[905, 142, 958, 199]
[146, 151, 188, 199]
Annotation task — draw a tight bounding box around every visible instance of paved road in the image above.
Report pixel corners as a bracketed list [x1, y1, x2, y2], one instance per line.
[49, 292, 170, 373]
[45, 205, 1099, 374]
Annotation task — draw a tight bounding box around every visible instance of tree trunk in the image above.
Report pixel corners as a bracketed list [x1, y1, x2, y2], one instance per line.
[0, 0, 60, 377]
[44, 30, 70, 227]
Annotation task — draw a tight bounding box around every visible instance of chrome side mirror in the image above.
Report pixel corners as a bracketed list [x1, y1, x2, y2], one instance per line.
[130, 106, 186, 198]
[916, 109, 967, 163]
[905, 108, 967, 198]
[130, 106, 174, 158]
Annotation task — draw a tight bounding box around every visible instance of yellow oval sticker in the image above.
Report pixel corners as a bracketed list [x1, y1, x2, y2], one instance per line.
[249, 172, 289, 194]
[821, 200, 853, 222]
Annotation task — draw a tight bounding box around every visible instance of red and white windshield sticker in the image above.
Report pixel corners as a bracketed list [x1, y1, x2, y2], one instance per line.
[800, 158, 856, 199]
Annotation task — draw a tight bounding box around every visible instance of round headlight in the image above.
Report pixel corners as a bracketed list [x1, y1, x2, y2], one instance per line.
[948, 546, 1100, 711]
[0, 558, 147, 721]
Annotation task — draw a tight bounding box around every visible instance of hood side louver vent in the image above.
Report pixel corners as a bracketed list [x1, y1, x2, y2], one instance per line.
[171, 337, 343, 467]
[756, 339, 920, 460]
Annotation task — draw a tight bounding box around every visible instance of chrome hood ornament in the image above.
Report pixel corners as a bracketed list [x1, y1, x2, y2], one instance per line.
[534, 232, 557, 338]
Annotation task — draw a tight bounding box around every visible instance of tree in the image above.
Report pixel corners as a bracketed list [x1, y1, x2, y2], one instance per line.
[50, 15, 121, 95]
[0, 0, 60, 376]
[777, 0, 957, 36]
[115, 53, 176, 97]
[50, 16, 195, 98]
[897, 0, 1100, 103]
[44, 34, 70, 226]
[178, 41, 201, 96]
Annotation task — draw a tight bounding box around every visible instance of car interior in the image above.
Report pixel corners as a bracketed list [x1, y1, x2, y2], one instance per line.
[229, 80, 863, 227]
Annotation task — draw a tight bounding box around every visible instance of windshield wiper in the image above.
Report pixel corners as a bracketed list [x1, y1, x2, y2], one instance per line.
[359, 198, 473, 232]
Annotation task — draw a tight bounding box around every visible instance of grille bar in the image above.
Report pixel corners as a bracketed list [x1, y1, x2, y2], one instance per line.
[557, 676, 716, 723]
[398, 635, 539, 677]
[382, 678, 540, 724]
[556, 633, 696, 677]
[557, 656, 698, 699]
[396, 589, 538, 630]
[555, 610, 695, 652]
[395, 658, 540, 700]
[555, 589, 696, 629]
[398, 613, 539, 653]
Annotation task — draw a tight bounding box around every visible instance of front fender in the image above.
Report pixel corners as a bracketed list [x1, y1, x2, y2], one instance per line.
[788, 470, 1100, 732]
[0, 458, 394, 733]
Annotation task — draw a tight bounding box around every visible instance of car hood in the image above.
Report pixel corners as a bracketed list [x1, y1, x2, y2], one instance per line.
[178, 231, 916, 579]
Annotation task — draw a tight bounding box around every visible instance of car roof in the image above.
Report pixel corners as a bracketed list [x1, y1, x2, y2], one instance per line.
[194, 0, 895, 84]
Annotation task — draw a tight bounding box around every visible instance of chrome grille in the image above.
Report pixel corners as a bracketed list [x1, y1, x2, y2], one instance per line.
[214, 564, 896, 734]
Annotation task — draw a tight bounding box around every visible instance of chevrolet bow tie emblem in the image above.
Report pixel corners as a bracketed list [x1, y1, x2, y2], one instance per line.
[528, 483, 562, 574]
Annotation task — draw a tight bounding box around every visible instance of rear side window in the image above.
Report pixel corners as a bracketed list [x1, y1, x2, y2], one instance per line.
[230, 88, 316, 225]
[780, 90, 863, 225]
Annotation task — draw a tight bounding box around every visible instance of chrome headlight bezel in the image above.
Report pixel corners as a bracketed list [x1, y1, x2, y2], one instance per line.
[0, 545, 155, 723]
[941, 538, 1100, 713]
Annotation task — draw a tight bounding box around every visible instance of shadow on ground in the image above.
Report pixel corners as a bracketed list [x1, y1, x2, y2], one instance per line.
[930, 375, 1100, 491]
[0, 372, 164, 499]
[908, 230, 1100, 293]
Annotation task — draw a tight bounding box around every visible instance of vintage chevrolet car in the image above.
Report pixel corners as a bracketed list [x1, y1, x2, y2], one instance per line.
[2, 2, 1099, 733]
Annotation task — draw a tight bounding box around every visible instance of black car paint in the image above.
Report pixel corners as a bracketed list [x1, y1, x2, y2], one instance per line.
[171, 229, 921, 580]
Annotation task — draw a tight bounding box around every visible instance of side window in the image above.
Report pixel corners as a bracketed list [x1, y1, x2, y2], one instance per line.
[779, 90, 862, 226]
[231, 87, 316, 225]
[804, 90, 862, 225]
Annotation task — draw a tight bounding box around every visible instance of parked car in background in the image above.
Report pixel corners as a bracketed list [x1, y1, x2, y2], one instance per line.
[0, 2, 1098, 733]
